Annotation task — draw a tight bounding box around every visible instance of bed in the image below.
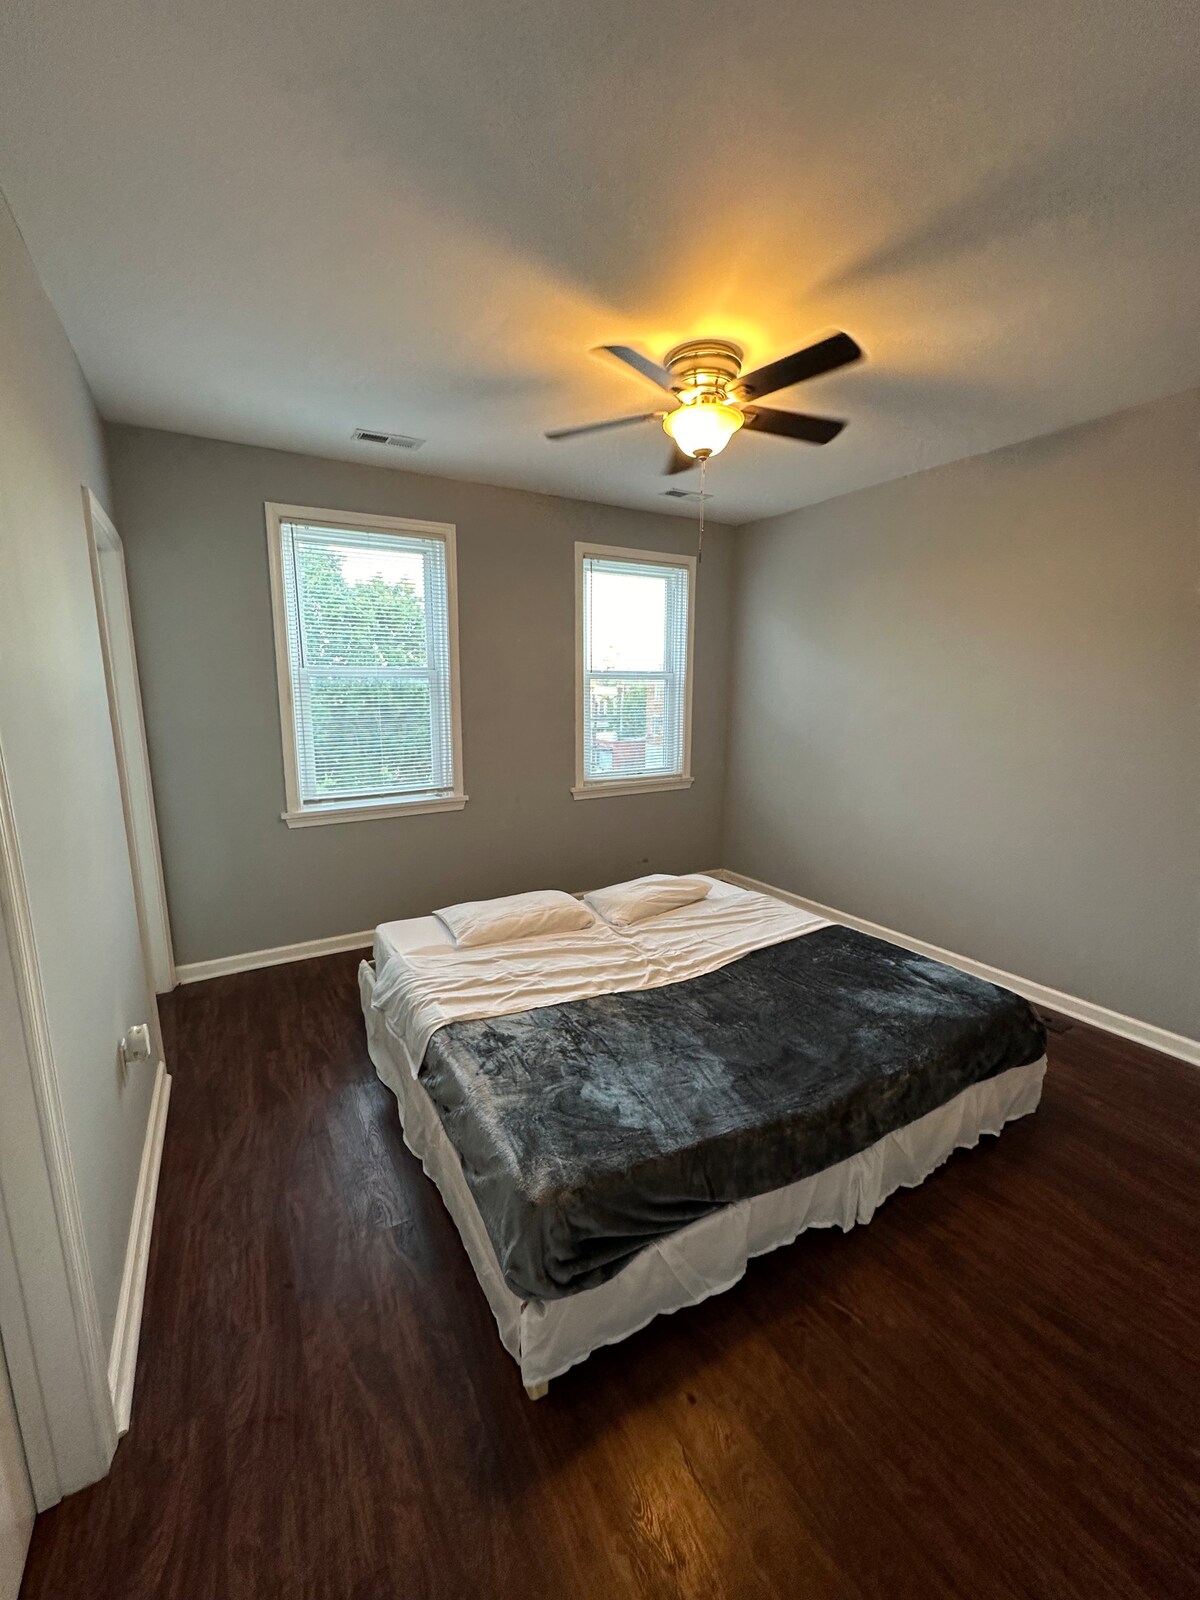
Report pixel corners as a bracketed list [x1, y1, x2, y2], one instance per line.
[359, 875, 1046, 1397]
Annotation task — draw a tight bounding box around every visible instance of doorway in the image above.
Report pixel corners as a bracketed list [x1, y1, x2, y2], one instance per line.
[82, 490, 175, 994]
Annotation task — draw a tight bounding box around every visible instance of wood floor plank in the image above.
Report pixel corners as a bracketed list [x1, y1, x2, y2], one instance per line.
[19, 956, 1200, 1599]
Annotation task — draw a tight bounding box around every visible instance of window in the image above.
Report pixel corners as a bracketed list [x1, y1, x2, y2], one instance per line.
[266, 504, 466, 826]
[574, 543, 695, 798]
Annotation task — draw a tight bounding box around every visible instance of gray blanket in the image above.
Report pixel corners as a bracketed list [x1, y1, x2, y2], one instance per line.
[417, 926, 1046, 1300]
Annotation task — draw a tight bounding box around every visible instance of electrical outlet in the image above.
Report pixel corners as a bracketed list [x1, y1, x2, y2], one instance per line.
[120, 1023, 153, 1073]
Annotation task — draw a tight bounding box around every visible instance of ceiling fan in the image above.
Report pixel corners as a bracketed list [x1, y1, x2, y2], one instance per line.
[546, 332, 863, 473]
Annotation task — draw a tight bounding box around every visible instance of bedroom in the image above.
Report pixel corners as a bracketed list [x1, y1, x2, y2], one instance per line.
[0, 1, 1196, 1596]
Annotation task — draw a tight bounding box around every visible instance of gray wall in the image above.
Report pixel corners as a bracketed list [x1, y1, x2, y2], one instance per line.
[725, 388, 1199, 1040]
[0, 192, 156, 1347]
[106, 426, 732, 966]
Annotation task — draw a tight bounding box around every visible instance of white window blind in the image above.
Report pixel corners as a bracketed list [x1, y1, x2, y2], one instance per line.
[579, 551, 692, 788]
[274, 515, 460, 814]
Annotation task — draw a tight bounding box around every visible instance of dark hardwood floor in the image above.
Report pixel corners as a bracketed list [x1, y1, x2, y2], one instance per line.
[20, 951, 1200, 1599]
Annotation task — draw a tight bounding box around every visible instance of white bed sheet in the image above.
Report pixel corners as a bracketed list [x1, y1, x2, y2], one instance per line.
[369, 875, 829, 1075]
[359, 958, 1046, 1389]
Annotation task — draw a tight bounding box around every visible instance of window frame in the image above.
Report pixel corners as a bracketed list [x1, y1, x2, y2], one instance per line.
[572, 541, 697, 800]
[265, 502, 467, 827]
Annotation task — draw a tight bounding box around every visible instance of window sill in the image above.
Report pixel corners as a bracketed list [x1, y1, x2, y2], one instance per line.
[282, 795, 468, 828]
[571, 776, 694, 801]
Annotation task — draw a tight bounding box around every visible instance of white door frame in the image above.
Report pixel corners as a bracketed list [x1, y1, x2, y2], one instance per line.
[0, 734, 119, 1507]
[81, 490, 175, 994]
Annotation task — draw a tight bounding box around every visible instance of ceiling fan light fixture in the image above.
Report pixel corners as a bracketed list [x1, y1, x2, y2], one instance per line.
[663, 400, 744, 459]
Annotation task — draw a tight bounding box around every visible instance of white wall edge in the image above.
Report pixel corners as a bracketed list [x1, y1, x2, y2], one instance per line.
[108, 1058, 171, 1435]
[0, 733, 118, 1497]
[176, 928, 374, 984]
[715, 869, 1200, 1069]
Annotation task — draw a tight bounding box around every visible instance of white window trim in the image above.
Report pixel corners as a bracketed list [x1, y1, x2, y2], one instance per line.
[573, 541, 697, 800]
[265, 502, 467, 826]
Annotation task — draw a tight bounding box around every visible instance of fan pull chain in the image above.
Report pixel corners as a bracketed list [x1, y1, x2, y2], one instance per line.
[698, 455, 706, 565]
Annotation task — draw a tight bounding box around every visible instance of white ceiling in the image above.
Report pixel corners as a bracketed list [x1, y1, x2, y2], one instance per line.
[1, 0, 1197, 522]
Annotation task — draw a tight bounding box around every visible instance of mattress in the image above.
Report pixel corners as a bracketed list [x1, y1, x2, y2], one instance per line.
[360, 958, 1047, 1389]
[416, 925, 1047, 1299]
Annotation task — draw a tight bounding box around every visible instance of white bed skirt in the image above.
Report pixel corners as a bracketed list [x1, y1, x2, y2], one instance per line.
[360, 960, 1046, 1391]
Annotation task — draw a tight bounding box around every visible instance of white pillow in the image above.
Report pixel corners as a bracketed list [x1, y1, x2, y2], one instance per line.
[584, 874, 712, 929]
[434, 889, 595, 949]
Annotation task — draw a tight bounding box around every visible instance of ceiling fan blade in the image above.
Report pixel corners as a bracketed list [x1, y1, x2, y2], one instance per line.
[665, 444, 696, 475]
[742, 407, 846, 445]
[732, 332, 862, 402]
[595, 344, 678, 393]
[545, 411, 661, 441]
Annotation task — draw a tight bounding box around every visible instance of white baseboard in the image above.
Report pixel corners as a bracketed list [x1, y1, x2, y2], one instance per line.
[176, 928, 373, 984]
[108, 1059, 171, 1435]
[716, 869, 1200, 1069]
[173, 874, 1198, 1067]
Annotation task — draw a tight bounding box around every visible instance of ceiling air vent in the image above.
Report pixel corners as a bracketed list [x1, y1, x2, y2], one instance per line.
[353, 428, 426, 450]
